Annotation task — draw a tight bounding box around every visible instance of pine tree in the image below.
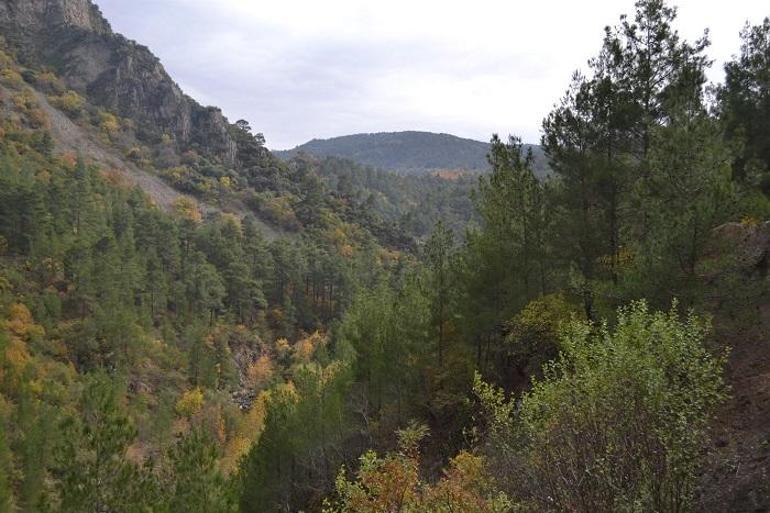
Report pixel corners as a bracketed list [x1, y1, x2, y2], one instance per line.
[165, 430, 237, 513]
[717, 18, 770, 190]
[425, 221, 454, 367]
[542, 0, 712, 312]
[55, 374, 147, 513]
[0, 416, 13, 513]
[461, 135, 550, 331]
[16, 386, 51, 513]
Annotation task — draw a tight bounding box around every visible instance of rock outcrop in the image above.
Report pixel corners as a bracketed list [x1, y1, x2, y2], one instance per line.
[709, 221, 770, 276]
[0, 0, 237, 165]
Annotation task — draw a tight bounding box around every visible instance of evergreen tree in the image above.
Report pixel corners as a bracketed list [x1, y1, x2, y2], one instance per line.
[542, 0, 712, 313]
[460, 135, 550, 341]
[424, 221, 454, 367]
[16, 385, 51, 513]
[0, 415, 13, 513]
[164, 430, 237, 513]
[55, 374, 148, 513]
[631, 109, 735, 305]
[717, 18, 770, 191]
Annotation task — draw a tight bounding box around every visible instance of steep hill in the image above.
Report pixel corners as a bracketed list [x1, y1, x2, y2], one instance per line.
[275, 131, 549, 176]
[0, 0, 237, 165]
[0, 0, 296, 238]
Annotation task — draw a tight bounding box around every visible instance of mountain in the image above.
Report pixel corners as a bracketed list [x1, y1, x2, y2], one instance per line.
[0, 0, 465, 251]
[0, 0, 237, 165]
[0, 0, 291, 238]
[274, 131, 549, 176]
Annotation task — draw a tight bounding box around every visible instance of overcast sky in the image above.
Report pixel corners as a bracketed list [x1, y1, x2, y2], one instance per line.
[95, 0, 768, 150]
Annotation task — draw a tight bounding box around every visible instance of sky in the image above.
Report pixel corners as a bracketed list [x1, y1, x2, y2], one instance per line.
[94, 0, 768, 150]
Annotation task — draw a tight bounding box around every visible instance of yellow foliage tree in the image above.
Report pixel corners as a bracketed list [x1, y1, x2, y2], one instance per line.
[247, 355, 274, 389]
[293, 339, 315, 364]
[6, 303, 44, 339]
[99, 111, 120, 137]
[340, 244, 354, 258]
[325, 425, 511, 513]
[176, 388, 205, 417]
[172, 196, 203, 224]
[49, 90, 85, 115]
[274, 338, 290, 358]
[293, 331, 326, 364]
[4, 338, 30, 374]
[2, 304, 44, 383]
[220, 391, 268, 474]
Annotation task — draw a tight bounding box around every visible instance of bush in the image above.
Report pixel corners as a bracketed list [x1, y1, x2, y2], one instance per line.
[476, 301, 727, 513]
[504, 293, 578, 385]
[325, 423, 512, 513]
[48, 90, 85, 116]
[11, 89, 37, 112]
[0, 48, 13, 69]
[27, 108, 48, 130]
[176, 388, 205, 417]
[98, 111, 120, 137]
[35, 70, 65, 94]
[0, 68, 23, 89]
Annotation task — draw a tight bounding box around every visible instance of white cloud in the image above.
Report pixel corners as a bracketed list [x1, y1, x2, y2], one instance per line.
[96, 0, 769, 149]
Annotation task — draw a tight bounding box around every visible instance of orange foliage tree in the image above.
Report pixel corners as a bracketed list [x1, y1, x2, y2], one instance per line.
[324, 424, 512, 513]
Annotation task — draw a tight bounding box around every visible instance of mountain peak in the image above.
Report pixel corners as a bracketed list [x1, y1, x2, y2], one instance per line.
[0, 0, 238, 166]
[0, 0, 111, 43]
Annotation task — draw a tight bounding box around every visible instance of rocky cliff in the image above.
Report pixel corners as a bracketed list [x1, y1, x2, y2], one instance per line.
[0, 0, 237, 165]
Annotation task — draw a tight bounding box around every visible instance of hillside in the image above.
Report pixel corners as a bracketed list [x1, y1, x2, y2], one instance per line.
[275, 131, 549, 176]
[1, 1, 770, 513]
[0, 0, 474, 247]
[0, 0, 271, 230]
[0, 0, 238, 165]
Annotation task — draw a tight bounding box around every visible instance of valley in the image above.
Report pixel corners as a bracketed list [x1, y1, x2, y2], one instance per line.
[0, 1, 769, 513]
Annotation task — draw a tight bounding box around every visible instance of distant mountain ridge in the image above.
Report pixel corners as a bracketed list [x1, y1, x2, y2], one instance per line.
[274, 131, 548, 176]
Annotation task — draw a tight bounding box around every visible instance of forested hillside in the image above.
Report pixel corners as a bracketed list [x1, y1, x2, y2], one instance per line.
[275, 131, 549, 177]
[1, 1, 770, 513]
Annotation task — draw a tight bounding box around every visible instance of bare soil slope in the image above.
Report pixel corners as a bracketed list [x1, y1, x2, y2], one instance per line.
[698, 223, 770, 512]
[33, 89, 184, 210]
[28, 89, 282, 239]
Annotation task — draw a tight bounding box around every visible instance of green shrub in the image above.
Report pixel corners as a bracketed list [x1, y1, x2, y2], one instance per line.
[476, 301, 727, 513]
[0, 68, 23, 89]
[48, 90, 85, 116]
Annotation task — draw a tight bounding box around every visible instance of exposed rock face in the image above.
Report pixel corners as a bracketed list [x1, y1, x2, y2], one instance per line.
[709, 221, 770, 276]
[0, 0, 237, 165]
[0, 0, 111, 41]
